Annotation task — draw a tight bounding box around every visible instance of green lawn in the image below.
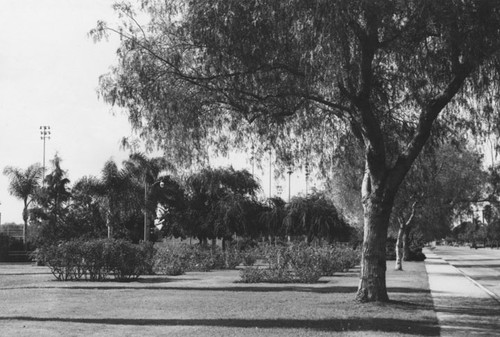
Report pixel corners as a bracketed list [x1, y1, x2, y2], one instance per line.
[0, 262, 439, 336]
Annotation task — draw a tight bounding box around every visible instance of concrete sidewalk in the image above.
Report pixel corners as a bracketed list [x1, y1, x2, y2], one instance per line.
[424, 248, 500, 336]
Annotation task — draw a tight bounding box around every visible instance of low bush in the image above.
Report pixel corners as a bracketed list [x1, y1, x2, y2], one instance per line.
[386, 238, 426, 262]
[36, 239, 152, 281]
[153, 244, 187, 276]
[240, 243, 360, 283]
[152, 242, 245, 274]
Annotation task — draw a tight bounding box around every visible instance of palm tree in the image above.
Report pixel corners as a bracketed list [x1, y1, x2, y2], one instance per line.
[123, 153, 176, 241]
[99, 160, 133, 239]
[39, 155, 71, 219]
[3, 164, 43, 249]
[35, 155, 72, 244]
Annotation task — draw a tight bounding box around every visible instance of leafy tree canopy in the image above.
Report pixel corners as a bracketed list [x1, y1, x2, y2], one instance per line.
[94, 0, 500, 172]
[93, 0, 500, 302]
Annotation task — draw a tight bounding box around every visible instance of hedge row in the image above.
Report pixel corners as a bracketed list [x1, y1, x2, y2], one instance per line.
[240, 243, 360, 283]
[153, 243, 247, 275]
[35, 239, 154, 281]
[37, 239, 360, 284]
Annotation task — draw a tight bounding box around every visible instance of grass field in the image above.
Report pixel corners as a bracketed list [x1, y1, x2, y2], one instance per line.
[0, 262, 439, 336]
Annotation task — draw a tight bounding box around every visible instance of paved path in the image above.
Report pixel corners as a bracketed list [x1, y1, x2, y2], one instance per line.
[424, 247, 500, 336]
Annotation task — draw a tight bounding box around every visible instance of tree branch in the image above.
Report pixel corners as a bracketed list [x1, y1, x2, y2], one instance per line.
[389, 65, 473, 189]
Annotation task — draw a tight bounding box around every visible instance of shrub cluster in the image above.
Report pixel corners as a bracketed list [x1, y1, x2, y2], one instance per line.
[386, 237, 426, 261]
[153, 243, 246, 275]
[36, 239, 154, 281]
[240, 243, 360, 283]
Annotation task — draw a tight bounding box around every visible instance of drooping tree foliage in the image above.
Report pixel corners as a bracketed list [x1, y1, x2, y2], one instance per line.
[286, 192, 353, 244]
[260, 197, 288, 242]
[93, 0, 500, 301]
[182, 167, 261, 244]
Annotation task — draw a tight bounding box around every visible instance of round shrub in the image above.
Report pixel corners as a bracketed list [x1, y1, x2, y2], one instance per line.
[36, 239, 153, 281]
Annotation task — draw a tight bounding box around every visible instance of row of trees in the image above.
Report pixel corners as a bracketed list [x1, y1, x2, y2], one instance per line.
[3, 154, 354, 249]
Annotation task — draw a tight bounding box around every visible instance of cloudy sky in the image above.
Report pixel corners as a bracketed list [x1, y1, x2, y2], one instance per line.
[0, 1, 310, 225]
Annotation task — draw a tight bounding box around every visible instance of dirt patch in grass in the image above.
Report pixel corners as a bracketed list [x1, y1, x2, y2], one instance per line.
[0, 261, 438, 336]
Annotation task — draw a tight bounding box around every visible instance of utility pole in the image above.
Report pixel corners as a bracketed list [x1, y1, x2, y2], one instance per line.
[40, 126, 51, 186]
[305, 160, 310, 196]
[144, 175, 148, 242]
[269, 149, 272, 199]
[287, 166, 293, 203]
[250, 144, 255, 177]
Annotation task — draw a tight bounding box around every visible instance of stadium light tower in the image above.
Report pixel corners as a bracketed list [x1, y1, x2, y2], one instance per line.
[40, 126, 51, 186]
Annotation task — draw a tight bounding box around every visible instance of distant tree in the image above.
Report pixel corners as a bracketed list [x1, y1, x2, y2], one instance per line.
[3, 164, 42, 249]
[123, 153, 175, 240]
[392, 142, 485, 270]
[98, 160, 139, 240]
[65, 176, 107, 240]
[94, 0, 500, 302]
[260, 197, 287, 243]
[34, 155, 72, 244]
[184, 167, 260, 245]
[487, 219, 500, 247]
[150, 175, 187, 239]
[286, 192, 352, 243]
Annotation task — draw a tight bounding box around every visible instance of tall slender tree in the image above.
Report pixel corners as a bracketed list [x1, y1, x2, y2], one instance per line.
[3, 164, 42, 249]
[123, 153, 174, 240]
[35, 155, 72, 244]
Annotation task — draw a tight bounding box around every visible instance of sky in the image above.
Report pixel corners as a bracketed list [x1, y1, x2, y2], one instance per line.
[0, 0, 136, 224]
[0, 1, 310, 224]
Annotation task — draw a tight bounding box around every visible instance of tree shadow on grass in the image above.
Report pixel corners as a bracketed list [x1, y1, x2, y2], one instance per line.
[3, 284, 433, 296]
[0, 316, 440, 336]
[136, 277, 200, 283]
[433, 297, 500, 317]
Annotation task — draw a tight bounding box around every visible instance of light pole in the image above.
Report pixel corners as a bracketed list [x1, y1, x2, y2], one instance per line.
[40, 126, 51, 186]
[269, 149, 272, 199]
[305, 160, 310, 196]
[144, 175, 148, 242]
[250, 144, 255, 177]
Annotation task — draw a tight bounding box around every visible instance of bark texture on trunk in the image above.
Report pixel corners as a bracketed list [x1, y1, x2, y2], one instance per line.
[403, 227, 411, 261]
[356, 192, 392, 302]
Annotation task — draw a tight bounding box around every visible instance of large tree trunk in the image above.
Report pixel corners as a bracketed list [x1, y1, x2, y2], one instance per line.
[356, 191, 393, 302]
